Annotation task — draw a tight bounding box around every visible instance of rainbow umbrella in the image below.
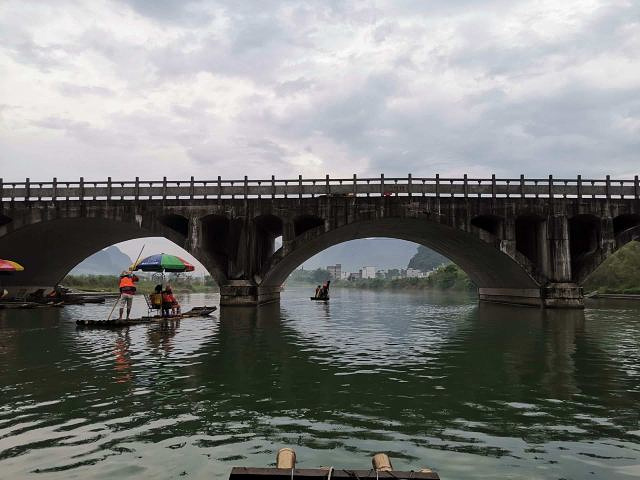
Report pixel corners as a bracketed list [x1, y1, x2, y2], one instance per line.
[0, 259, 24, 273]
[133, 253, 194, 273]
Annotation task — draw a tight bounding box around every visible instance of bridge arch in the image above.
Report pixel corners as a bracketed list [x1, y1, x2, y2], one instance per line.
[0, 217, 186, 287]
[261, 217, 540, 290]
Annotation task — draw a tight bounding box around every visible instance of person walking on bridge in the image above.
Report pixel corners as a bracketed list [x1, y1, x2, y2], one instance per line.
[118, 271, 139, 320]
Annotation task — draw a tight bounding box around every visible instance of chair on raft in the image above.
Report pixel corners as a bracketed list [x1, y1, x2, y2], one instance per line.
[145, 293, 163, 316]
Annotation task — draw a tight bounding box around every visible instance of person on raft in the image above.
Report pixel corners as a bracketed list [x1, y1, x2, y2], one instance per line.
[161, 285, 180, 317]
[314, 285, 322, 298]
[118, 271, 139, 320]
[318, 280, 330, 299]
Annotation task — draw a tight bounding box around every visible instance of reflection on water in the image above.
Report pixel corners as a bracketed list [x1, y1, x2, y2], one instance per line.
[0, 288, 639, 479]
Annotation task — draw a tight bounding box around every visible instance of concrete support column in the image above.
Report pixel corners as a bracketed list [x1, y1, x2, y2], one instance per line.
[219, 280, 280, 306]
[547, 214, 571, 282]
[499, 217, 517, 257]
[281, 218, 296, 256]
[542, 214, 583, 308]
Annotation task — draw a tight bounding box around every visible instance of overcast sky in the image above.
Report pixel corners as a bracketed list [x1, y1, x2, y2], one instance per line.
[2, 0, 639, 183]
[1, 0, 638, 272]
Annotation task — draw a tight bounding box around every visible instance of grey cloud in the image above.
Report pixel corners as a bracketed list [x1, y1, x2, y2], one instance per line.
[56, 83, 115, 97]
[117, 0, 213, 26]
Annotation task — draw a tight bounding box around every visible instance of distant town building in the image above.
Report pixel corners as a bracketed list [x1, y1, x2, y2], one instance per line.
[406, 268, 423, 278]
[340, 271, 349, 280]
[327, 264, 342, 280]
[361, 266, 377, 279]
[348, 271, 361, 281]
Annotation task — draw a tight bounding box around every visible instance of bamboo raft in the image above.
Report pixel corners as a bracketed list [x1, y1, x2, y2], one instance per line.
[75, 306, 216, 328]
[231, 451, 439, 480]
[0, 301, 64, 310]
[310, 297, 329, 301]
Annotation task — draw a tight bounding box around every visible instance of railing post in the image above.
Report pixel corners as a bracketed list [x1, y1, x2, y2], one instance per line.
[491, 174, 495, 199]
[161, 176, 167, 200]
[577, 174, 582, 200]
[435, 173, 440, 198]
[463, 174, 468, 198]
[0, 178, 3, 205]
[79, 177, 84, 201]
[380, 173, 384, 197]
[605, 175, 611, 200]
[519, 174, 524, 198]
[299, 174, 303, 200]
[272, 175, 276, 199]
[635, 175, 639, 199]
[134, 176, 139, 201]
[218, 176, 222, 200]
[548, 174, 553, 199]
[244, 175, 249, 199]
[25, 177, 31, 201]
[408, 173, 412, 198]
[325, 174, 330, 196]
[52, 177, 57, 202]
[353, 174, 357, 197]
[190, 176, 195, 200]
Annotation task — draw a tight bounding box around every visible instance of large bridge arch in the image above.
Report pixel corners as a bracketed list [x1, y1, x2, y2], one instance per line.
[0, 215, 193, 288]
[261, 218, 540, 291]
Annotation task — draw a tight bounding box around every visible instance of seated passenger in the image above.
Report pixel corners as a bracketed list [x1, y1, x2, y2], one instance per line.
[150, 284, 163, 310]
[162, 285, 180, 317]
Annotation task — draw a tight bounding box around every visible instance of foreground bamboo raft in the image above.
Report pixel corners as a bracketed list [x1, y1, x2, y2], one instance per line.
[75, 306, 216, 328]
[230, 451, 440, 480]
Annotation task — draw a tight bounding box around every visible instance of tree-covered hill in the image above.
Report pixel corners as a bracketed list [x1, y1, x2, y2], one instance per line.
[407, 245, 449, 271]
[583, 241, 640, 294]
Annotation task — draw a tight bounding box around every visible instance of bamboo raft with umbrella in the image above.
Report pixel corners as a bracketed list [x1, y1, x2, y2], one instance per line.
[79, 250, 217, 328]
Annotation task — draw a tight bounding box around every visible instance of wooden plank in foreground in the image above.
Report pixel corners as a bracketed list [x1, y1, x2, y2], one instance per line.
[229, 468, 440, 480]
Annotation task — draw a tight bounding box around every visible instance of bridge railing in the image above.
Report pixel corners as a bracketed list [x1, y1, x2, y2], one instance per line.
[0, 175, 639, 202]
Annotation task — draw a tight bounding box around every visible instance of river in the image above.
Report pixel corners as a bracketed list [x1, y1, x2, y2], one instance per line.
[0, 288, 639, 479]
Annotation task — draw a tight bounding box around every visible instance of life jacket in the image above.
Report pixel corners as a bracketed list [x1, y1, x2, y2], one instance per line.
[119, 276, 136, 292]
[162, 292, 174, 304]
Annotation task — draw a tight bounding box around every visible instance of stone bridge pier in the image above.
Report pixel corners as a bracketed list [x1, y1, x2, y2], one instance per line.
[1, 175, 639, 308]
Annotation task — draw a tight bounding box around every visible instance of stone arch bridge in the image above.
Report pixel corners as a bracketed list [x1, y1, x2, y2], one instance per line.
[1, 175, 639, 308]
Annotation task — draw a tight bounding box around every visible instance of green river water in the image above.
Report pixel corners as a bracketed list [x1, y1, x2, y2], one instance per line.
[0, 287, 639, 479]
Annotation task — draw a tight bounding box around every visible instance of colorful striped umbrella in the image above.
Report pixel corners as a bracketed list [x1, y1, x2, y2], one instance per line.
[0, 259, 24, 272]
[133, 253, 195, 273]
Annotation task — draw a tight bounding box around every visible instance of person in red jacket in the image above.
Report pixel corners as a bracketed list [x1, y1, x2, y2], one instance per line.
[118, 270, 139, 320]
[161, 285, 180, 317]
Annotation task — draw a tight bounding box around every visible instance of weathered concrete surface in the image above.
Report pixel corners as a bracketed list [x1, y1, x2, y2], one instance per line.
[1, 195, 639, 308]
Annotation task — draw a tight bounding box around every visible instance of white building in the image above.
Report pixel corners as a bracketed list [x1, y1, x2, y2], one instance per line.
[406, 268, 425, 278]
[327, 264, 342, 280]
[360, 266, 377, 279]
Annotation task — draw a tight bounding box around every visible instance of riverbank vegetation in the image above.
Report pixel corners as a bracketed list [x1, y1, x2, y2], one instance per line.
[288, 263, 474, 291]
[62, 274, 218, 293]
[583, 241, 640, 294]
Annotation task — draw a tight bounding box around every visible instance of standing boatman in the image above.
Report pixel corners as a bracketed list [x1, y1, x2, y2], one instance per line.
[118, 270, 139, 320]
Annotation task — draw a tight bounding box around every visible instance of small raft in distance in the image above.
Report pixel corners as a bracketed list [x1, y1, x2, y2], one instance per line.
[310, 297, 329, 301]
[76, 306, 216, 328]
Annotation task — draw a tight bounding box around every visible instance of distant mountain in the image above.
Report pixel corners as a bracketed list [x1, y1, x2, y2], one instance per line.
[408, 245, 450, 272]
[70, 246, 133, 275]
[300, 238, 448, 273]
